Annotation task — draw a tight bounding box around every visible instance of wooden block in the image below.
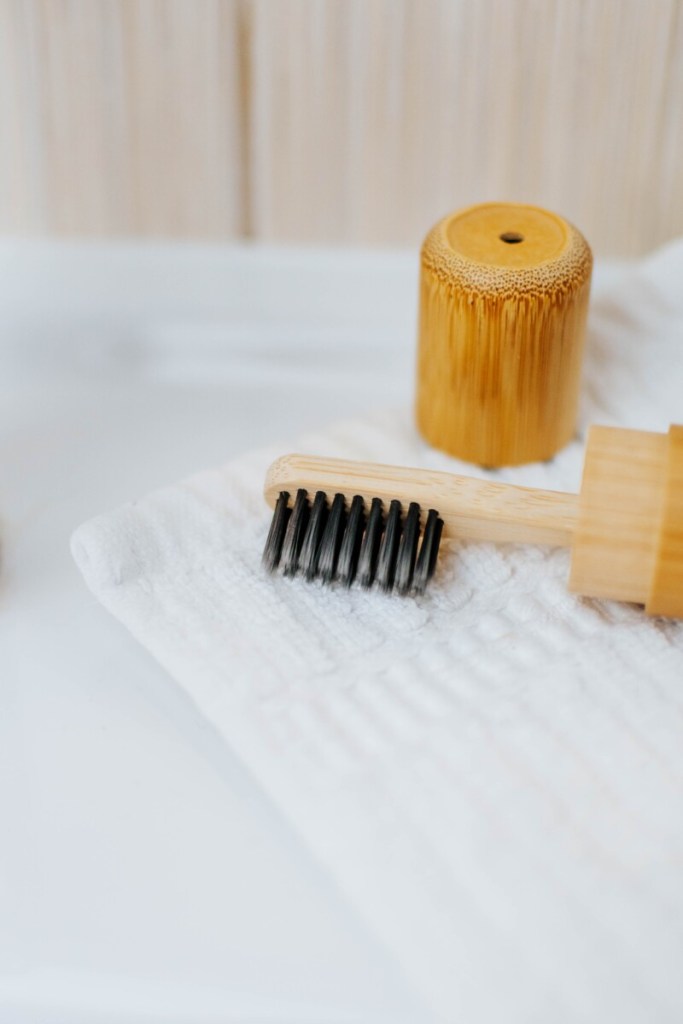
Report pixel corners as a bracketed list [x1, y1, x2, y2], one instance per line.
[569, 427, 668, 606]
[647, 425, 683, 617]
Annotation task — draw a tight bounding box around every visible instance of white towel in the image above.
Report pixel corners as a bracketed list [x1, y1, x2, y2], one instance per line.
[72, 240, 683, 1024]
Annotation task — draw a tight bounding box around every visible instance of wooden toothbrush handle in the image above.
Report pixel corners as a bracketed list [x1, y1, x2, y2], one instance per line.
[264, 427, 683, 617]
[264, 454, 579, 548]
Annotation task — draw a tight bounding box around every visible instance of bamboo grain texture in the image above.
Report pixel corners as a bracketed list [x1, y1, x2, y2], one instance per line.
[416, 203, 592, 466]
[264, 452, 580, 548]
[648, 426, 683, 615]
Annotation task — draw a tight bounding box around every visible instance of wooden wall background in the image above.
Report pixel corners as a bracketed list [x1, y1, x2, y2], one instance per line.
[1, 0, 682, 256]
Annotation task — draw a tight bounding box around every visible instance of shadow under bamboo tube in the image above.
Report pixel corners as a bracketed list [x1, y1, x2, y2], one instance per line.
[416, 202, 593, 467]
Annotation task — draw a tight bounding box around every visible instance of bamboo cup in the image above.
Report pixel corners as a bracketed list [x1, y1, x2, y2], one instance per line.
[416, 202, 593, 467]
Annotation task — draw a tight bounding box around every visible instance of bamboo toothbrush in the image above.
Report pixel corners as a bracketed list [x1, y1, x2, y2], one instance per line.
[262, 424, 683, 618]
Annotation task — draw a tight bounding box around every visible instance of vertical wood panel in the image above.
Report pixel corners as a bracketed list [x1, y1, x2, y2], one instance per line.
[0, 1, 45, 231]
[0, 0, 244, 237]
[0, 0, 682, 254]
[248, 0, 683, 255]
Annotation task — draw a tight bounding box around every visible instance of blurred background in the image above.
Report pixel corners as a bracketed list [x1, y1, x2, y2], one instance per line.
[1, 0, 682, 256]
[3, 4, 683, 1023]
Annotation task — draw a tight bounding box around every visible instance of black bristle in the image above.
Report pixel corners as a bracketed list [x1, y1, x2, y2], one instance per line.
[318, 492, 346, 584]
[429, 516, 444, 581]
[281, 488, 310, 576]
[298, 490, 328, 581]
[413, 509, 443, 595]
[357, 497, 384, 588]
[262, 491, 291, 572]
[376, 499, 402, 592]
[336, 494, 365, 587]
[264, 481, 444, 598]
[395, 501, 420, 595]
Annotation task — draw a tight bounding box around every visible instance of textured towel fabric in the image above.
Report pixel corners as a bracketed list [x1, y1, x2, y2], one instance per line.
[73, 241, 683, 1024]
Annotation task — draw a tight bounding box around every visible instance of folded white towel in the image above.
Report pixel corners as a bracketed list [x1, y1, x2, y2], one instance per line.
[72, 241, 683, 1024]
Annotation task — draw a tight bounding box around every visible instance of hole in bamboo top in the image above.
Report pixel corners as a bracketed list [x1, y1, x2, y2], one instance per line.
[499, 231, 524, 244]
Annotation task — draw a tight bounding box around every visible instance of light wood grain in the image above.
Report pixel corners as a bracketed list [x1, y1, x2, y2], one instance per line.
[0, 0, 245, 237]
[248, 0, 683, 255]
[569, 426, 668, 606]
[647, 425, 683, 617]
[1, 0, 682, 253]
[570, 424, 683, 616]
[264, 453, 581, 548]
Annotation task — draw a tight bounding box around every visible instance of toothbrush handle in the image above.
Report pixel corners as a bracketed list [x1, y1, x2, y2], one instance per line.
[264, 454, 578, 548]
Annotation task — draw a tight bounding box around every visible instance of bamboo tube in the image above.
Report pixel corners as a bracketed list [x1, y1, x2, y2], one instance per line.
[416, 202, 593, 467]
[264, 424, 683, 619]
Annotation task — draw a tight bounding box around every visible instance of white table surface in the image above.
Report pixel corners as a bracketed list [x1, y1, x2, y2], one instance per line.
[0, 241, 433, 1023]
